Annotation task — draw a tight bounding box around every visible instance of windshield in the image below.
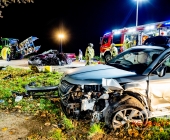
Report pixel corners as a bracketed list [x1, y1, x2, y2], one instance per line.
[102, 37, 109, 45]
[107, 48, 163, 74]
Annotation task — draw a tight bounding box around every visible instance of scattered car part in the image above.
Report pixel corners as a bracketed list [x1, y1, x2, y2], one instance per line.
[25, 85, 58, 93]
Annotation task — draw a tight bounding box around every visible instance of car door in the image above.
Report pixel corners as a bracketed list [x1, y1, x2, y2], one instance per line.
[149, 54, 170, 110]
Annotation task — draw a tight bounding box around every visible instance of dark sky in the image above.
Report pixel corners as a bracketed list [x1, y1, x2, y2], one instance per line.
[0, 0, 170, 55]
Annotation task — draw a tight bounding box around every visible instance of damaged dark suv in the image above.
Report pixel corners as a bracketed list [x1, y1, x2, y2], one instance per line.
[58, 44, 170, 129]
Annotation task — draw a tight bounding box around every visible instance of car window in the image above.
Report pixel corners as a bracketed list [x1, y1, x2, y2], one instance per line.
[107, 48, 163, 74]
[162, 55, 170, 73]
[102, 37, 109, 45]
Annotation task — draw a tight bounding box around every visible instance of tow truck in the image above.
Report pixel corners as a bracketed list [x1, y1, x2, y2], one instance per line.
[100, 20, 170, 62]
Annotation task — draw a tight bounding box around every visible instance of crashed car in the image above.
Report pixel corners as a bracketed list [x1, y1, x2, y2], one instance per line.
[58, 44, 170, 129]
[28, 49, 76, 66]
[144, 35, 170, 46]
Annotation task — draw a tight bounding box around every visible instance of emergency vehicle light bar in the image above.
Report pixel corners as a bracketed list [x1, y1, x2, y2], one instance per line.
[165, 21, 170, 25]
[104, 32, 111, 35]
[128, 28, 136, 32]
[114, 30, 121, 34]
[145, 25, 155, 30]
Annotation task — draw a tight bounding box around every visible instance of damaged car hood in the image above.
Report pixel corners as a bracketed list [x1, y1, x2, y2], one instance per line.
[65, 64, 137, 80]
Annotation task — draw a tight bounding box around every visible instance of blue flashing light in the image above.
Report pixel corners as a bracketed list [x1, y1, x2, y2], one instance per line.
[165, 21, 170, 25]
[104, 32, 111, 35]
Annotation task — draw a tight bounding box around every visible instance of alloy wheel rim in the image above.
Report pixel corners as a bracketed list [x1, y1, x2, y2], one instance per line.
[112, 108, 145, 129]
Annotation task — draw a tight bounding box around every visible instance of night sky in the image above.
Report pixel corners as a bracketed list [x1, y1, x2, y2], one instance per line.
[0, 0, 170, 56]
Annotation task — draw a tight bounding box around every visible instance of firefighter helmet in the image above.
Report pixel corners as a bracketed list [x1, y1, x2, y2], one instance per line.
[89, 43, 93, 47]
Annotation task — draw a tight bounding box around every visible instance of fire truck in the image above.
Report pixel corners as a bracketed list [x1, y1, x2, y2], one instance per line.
[100, 20, 170, 62]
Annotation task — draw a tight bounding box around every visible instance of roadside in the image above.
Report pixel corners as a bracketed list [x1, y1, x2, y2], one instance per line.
[0, 59, 86, 72]
[0, 111, 33, 140]
[1, 59, 170, 140]
[0, 59, 86, 140]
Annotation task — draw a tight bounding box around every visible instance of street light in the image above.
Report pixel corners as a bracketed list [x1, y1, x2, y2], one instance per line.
[58, 34, 64, 53]
[135, 0, 147, 26]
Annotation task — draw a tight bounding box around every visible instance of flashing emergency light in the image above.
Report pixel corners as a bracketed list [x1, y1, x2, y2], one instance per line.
[145, 25, 155, 30]
[165, 21, 170, 25]
[128, 28, 136, 32]
[104, 32, 111, 35]
[134, 0, 147, 2]
[114, 30, 121, 34]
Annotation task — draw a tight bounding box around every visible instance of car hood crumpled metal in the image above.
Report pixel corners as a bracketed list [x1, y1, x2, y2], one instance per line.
[65, 64, 137, 81]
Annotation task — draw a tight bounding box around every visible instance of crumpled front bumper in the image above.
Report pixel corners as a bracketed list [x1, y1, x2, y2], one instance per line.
[28, 59, 42, 65]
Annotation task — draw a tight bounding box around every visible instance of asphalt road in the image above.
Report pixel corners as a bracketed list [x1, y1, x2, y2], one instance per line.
[0, 59, 86, 72]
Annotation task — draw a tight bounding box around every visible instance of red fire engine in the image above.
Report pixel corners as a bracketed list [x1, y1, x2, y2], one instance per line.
[100, 20, 170, 62]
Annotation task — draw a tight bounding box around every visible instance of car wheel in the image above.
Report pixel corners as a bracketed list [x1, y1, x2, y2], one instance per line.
[111, 97, 148, 130]
[105, 54, 111, 63]
[66, 58, 72, 65]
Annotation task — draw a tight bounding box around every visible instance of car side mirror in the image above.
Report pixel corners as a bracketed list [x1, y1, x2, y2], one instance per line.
[156, 65, 167, 77]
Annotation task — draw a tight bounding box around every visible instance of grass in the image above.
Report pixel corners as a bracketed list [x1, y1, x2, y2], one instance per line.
[88, 123, 104, 138]
[50, 128, 66, 140]
[1, 67, 170, 139]
[62, 115, 74, 130]
[143, 117, 170, 140]
[0, 66, 62, 107]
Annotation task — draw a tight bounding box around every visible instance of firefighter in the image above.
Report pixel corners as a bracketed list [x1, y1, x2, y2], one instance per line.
[6, 47, 11, 61]
[91, 44, 95, 59]
[123, 38, 132, 50]
[110, 43, 118, 58]
[85, 43, 94, 65]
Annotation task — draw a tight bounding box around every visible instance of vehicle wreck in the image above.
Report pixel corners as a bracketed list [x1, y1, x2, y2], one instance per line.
[26, 44, 170, 130]
[28, 49, 76, 66]
[58, 45, 170, 129]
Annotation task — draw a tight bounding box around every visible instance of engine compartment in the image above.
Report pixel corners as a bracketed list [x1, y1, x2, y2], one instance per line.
[59, 83, 122, 120]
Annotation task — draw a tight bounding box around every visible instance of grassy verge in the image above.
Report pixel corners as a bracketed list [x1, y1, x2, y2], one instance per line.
[1, 67, 170, 140]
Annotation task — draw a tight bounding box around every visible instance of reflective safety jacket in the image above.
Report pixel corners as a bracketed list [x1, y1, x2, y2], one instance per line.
[123, 40, 132, 50]
[110, 44, 118, 57]
[85, 46, 93, 58]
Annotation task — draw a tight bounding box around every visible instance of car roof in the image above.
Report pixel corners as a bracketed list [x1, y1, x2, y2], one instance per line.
[130, 45, 166, 50]
[144, 36, 170, 47]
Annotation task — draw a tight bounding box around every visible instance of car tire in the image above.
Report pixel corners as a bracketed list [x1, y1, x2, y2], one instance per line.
[66, 58, 72, 65]
[111, 96, 148, 130]
[105, 54, 111, 63]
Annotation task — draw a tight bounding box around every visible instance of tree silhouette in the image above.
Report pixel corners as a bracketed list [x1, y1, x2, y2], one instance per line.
[0, 0, 34, 18]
